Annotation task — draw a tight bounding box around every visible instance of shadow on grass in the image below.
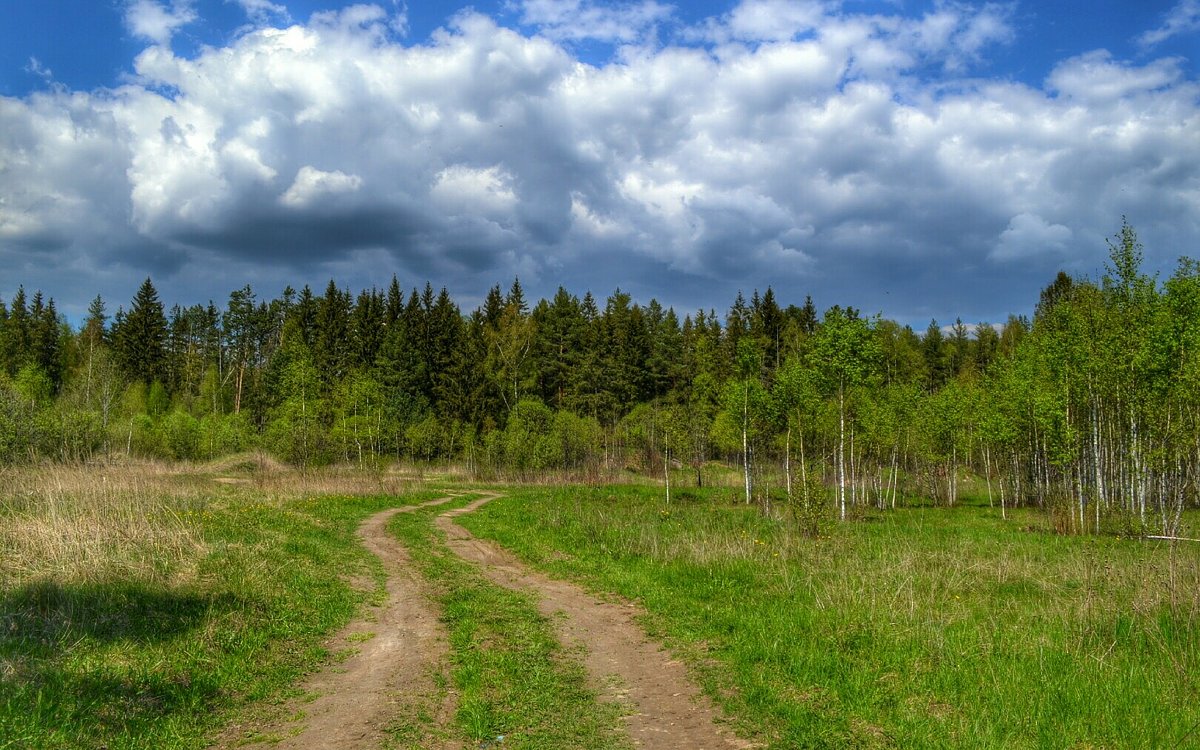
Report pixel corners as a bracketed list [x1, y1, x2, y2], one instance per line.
[0, 580, 242, 647]
[0, 582, 248, 740]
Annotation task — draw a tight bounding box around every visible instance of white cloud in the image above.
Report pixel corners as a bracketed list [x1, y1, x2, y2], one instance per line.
[0, 2, 1196, 322]
[124, 0, 198, 46]
[1138, 0, 1200, 47]
[281, 167, 364, 208]
[517, 0, 674, 43]
[721, 0, 829, 43]
[233, 0, 291, 25]
[991, 213, 1073, 261]
[24, 57, 54, 82]
[1048, 50, 1182, 102]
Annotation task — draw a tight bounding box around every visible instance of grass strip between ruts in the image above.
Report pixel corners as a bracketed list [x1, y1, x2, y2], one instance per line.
[386, 492, 633, 750]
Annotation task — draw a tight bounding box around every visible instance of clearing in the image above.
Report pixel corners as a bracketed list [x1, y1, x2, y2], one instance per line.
[219, 490, 750, 749]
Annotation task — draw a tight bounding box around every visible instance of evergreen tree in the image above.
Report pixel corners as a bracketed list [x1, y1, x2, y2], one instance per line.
[753, 287, 785, 375]
[385, 276, 404, 326]
[923, 319, 949, 390]
[532, 288, 585, 409]
[224, 285, 259, 413]
[314, 280, 352, 387]
[82, 295, 108, 350]
[482, 284, 505, 328]
[29, 295, 63, 389]
[3, 287, 31, 375]
[351, 287, 386, 369]
[427, 286, 463, 414]
[114, 278, 169, 385]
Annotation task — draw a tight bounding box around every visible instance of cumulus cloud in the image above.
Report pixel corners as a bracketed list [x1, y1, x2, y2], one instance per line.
[0, 2, 1197, 323]
[124, 0, 198, 45]
[281, 167, 364, 208]
[704, 0, 829, 43]
[693, 0, 1014, 76]
[1138, 0, 1200, 47]
[1048, 50, 1183, 102]
[991, 214, 1073, 262]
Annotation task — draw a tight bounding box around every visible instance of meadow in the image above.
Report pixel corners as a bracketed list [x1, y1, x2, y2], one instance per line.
[1, 461, 1197, 749]
[0, 461, 435, 749]
[461, 484, 1200, 749]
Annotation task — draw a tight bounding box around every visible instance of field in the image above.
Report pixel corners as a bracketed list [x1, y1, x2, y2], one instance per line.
[1, 461, 1197, 749]
[461, 485, 1200, 748]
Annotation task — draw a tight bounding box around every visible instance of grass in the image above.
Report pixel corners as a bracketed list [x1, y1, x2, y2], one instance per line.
[458, 484, 1200, 749]
[386, 493, 632, 750]
[5, 461, 1196, 748]
[0, 460, 437, 749]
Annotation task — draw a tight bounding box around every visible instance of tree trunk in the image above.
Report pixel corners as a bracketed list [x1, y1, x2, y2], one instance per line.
[838, 383, 846, 521]
[784, 423, 793, 503]
[742, 384, 752, 505]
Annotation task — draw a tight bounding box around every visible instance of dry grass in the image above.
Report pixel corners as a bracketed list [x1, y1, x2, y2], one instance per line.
[0, 462, 207, 588]
[0, 455, 427, 590]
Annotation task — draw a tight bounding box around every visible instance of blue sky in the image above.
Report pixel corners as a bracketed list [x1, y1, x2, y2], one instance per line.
[1, 2, 1195, 95]
[0, 1, 1197, 326]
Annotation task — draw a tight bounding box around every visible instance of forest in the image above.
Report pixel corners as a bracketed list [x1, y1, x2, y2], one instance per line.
[1, 221, 1197, 536]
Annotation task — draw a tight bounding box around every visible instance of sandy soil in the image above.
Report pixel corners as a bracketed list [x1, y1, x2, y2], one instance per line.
[438, 493, 754, 750]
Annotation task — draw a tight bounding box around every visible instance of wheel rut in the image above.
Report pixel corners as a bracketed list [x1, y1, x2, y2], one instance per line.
[213, 495, 463, 750]
[438, 492, 753, 750]
[215, 491, 751, 750]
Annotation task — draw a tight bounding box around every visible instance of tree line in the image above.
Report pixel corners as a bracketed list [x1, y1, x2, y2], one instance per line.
[0, 221, 1195, 535]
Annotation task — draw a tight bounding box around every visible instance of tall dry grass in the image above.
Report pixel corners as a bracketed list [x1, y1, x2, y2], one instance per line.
[0, 462, 208, 588]
[0, 454, 428, 590]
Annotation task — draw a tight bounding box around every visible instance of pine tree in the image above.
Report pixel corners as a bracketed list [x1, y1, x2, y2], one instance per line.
[114, 278, 168, 384]
[3, 287, 31, 375]
[225, 285, 259, 413]
[314, 280, 351, 387]
[923, 319, 948, 390]
[29, 295, 63, 389]
[385, 276, 404, 326]
[351, 287, 386, 368]
[82, 295, 108, 350]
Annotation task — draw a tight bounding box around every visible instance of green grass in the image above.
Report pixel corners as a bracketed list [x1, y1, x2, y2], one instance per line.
[0, 485, 443, 750]
[458, 485, 1200, 749]
[386, 494, 632, 750]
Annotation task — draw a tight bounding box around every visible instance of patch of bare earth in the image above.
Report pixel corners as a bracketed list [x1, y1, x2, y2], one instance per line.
[213, 496, 462, 750]
[437, 493, 755, 750]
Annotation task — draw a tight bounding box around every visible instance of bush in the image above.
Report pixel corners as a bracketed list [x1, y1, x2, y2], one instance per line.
[162, 411, 202, 460]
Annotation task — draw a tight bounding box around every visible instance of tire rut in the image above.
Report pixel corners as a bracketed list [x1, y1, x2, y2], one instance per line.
[213, 495, 463, 750]
[437, 492, 754, 750]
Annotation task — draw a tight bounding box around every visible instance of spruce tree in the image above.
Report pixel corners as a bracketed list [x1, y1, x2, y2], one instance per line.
[115, 278, 168, 384]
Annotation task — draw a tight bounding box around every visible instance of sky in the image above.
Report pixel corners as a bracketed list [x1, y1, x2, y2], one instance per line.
[0, 1, 1197, 328]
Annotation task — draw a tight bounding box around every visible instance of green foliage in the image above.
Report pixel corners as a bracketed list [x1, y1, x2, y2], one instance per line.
[266, 340, 329, 467]
[0, 218, 1194, 531]
[386, 495, 630, 749]
[0, 483, 436, 749]
[113, 278, 169, 384]
[503, 398, 561, 473]
[162, 410, 202, 460]
[13, 364, 53, 408]
[463, 486, 1200, 749]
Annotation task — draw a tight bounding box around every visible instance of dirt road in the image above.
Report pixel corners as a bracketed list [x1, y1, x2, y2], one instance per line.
[438, 493, 751, 750]
[215, 491, 750, 749]
[213, 495, 462, 750]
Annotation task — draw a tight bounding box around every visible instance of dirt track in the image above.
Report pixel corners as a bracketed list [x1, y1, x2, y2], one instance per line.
[215, 491, 750, 749]
[212, 495, 462, 750]
[438, 493, 751, 750]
